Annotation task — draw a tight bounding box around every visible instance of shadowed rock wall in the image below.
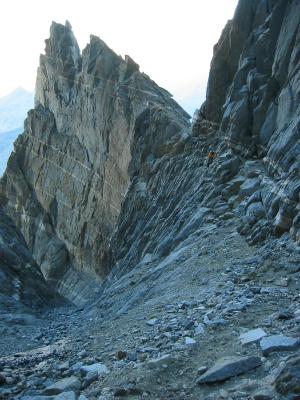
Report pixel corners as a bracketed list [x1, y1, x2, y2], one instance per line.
[0, 208, 62, 313]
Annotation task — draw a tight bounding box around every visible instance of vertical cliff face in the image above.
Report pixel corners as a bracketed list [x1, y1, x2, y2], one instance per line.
[0, 22, 190, 303]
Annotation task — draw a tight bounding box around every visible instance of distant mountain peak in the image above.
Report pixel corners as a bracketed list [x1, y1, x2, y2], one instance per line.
[12, 86, 32, 95]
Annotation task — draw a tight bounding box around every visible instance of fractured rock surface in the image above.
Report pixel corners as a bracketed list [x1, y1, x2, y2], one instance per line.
[0, 21, 190, 303]
[0, 208, 61, 313]
[194, 0, 300, 246]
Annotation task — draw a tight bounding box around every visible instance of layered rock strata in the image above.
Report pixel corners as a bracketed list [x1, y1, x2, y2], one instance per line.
[107, 0, 300, 277]
[193, 0, 300, 243]
[0, 21, 190, 303]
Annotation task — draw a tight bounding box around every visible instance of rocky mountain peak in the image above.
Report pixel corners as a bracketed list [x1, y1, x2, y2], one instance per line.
[1, 21, 190, 304]
[45, 21, 80, 70]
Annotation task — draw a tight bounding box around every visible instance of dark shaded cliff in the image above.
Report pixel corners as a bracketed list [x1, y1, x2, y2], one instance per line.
[0, 208, 61, 313]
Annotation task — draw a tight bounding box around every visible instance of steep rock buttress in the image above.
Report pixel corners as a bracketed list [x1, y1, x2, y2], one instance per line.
[0, 22, 190, 304]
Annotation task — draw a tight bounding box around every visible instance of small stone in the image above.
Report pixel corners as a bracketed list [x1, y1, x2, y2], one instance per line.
[239, 328, 267, 345]
[69, 362, 83, 373]
[78, 350, 88, 358]
[116, 351, 127, 360]
[78, 395, 89, 400]
[185, 337, 196, 345]
[262, 360, 272, 372]
[197, 366, 208, 375]
[276, 309, 293, 320]
[194, 324, 205, 336]
[127, 352, 137, 362]
[58, 362, 70, 371]
[184, 320, 195, 330]
[219, 389, 229, 398]
[147, 354, 173, 369]
[83, 370, 98, 388]
[54, 392, 76, 400]
[197, 356, 262, 384]
[114, 387, 128, 396]
[80, 363, 109, 376]
[0, 374, 6, 385]
[260, 335, 300, 356]
[274, 278, 289, 287]
[138, 353, 148, 362]
[252, 391, 273, 400]
[146, 318, 158, 326]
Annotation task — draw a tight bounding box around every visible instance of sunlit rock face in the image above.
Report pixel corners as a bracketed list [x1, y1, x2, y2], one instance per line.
[0, 22, 190, 304]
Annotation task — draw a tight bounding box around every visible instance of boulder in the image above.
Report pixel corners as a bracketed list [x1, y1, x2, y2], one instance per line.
[260, 335, 300, 356]
[43, 377, 81, 395]
[239, 328, 267, 345]
[197, 356, 262, 384]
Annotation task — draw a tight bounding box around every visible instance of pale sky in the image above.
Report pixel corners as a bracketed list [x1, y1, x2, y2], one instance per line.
[0, 0, 238, 113]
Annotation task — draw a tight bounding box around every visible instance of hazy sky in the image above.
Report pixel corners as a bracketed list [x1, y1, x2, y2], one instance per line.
[0, 0, 238, 113]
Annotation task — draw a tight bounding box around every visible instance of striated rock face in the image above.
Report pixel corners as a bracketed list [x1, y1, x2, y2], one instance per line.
[102, 0, 300, 282]
[109, 113, 221, 275]
[192, 0, 300, 244]
[0, 21, 190, 303]
[0, 208, 61, 313]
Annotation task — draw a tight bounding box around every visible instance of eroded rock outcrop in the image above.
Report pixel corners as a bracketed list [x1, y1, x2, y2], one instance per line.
[193, 0, 300, 244]
[105, 0, 300, 279]
[0, 208, 60, 314]
[0, 21, 190, 303]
